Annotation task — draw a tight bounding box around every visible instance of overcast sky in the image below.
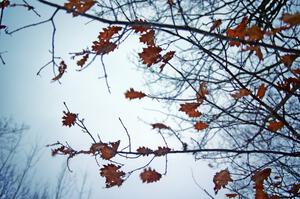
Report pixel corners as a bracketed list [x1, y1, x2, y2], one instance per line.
[0, 1, 227, 198]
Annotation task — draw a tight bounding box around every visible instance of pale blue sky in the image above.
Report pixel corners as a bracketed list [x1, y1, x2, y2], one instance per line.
[0, 1, 225, 198]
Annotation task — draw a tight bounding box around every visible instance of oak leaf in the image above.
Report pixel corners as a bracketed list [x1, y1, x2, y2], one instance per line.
[52, 60, 67, 81]
[92, 41, 117, 55]
[290, 183, 300, 195]
[90, 141, 120, 160]
[139, 29, 155, 46]
[252, 168, 271, 199]
[267, 121, 284, 132]
[245, 25, 264, 41]
[124, 88, 146, 100]
[154, 146, 171, 156]
[138, 46, 162, 67]
[265, 26, 289, 36]
[292, 68, 300, 75]
[256, 83, 266, 99]
[137, 147, 153, 156]
[194, 121, 209, 131]
[225, 193, 238, 198]
[131, 19, 151, 33]
[226, 17, 248, 46]
[242, 45, 263, 60]
[179, 102, 201, 118]
[210, 19, 222, 32]
[0, 0, 9, 8]
[282, 13, 300, 27]
[231, 88, 251, 99]
[62, 111, 77, 127]
[98, 26, 122, 42]
[77, 54, 89, 67]
[213, 169, 233, 194]
[140, 168, 162, 183]
[100, 164, 125, 188]
[151, 123, 170, 129]
[197, 82, 209, 101]
[160, 51, 175, 72]
[280, 54, 299, 67]
[64, 0, 96, 16]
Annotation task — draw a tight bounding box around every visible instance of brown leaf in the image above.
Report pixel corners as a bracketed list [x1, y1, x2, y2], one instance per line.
[138, 46, 162, 67]
[282, 13, 300, 27]
[100, 164, 125, 188]
[64, 0, 96, 16]
[160, 51, 175, 72]
[140, 168, 162, 183]
[91, 140, 120, 160]
[225, 193, 238, 198]
[231, 88, 251, 99]
[92, 41, 117, 55]
[52, 61, 67, 81]
[0, 0, 10, 8]
[179, 102, 201, 118]
[245, 25, 264, 41]
[290, 183, 300, 195]
[280, 54, 299, 67]
[131, 19, 151, 33]
[197, 82, 209, 101]
[265, 26, 289, 35]
[226, 16, 248, 46]
[124, 88, 146, 100]
[167, 0, 175, 6]
[151, 123, 170, 129]
[77, 53, 89, 67]
[213, 169, 233, 194]
[256, 83, 266, 99]
[99, 26, 122, 42]
[62, 111, 77, 127]
[292, 68, 300, 75]
[136, 147, 153, 156]
[154, 146, 171, 156]
[194, 121, 209, 131]
[267, 121, 284, 132]
[242, 45, 263, 60]
[139, 29, 155, 46]
[210, 19, 222, 32]
[252, 168, 271, 183]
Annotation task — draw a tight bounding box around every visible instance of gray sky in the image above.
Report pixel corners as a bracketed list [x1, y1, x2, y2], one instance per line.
[0, 1, 227, 198]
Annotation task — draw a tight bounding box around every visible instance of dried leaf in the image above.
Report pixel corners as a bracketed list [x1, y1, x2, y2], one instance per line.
[282, 13, 300, 27]
[137, 147, 153, 156]
[100, 164, 125, 188]
[0, 0, 10, 8]
[245, 25, 264, 41]
[64, 0, 96, 16]
[99, 26, 122, 42]
[91, 141, 120, 160]
[231, 88, 251, 99]
[242, 45, 263, 60]
[194, 121, 209, 131]
[226, 17, 248, 46]
[160, 51, 175, 71]
[197, 82, 209, 101]
[154, 146, 171, 156]
[77, 53, 89, 67]
[138, 46, 162, 67]
[256, 83, 266, 99]
[265, 26, 289, 35]
[52, 61, 67, 81]
[225, 193, 238, 198]
[179, 102, 201, 118]
[213, 169, 233, 194]
[292, 68, 300, 75]
[92, 41, 117, 55]
[151, 123, 170, 129]
[210, 19, 222, 31]
[290, 184, 300, 195]
[139, 29, 155, 46]
[280, 54, 299, 67]
[131, 19, 151, 33]
[140, 168, 162, 183]
[267, 121, 284, 132]
[252, 168, 271, 183]
[124, 88, 146, 100]
[62, 111, 77, 127]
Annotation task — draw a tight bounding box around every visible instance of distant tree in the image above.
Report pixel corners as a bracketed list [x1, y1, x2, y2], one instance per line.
[1, 0, 300, 198]
[0, 118, 91, 199]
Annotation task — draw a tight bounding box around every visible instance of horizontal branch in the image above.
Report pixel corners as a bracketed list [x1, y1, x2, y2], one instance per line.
[38, 0, 300, 54]
[118, 149, 300, 157]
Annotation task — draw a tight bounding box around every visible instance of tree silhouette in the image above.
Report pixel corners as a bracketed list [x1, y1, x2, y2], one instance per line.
[1, 0, 299, 198]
